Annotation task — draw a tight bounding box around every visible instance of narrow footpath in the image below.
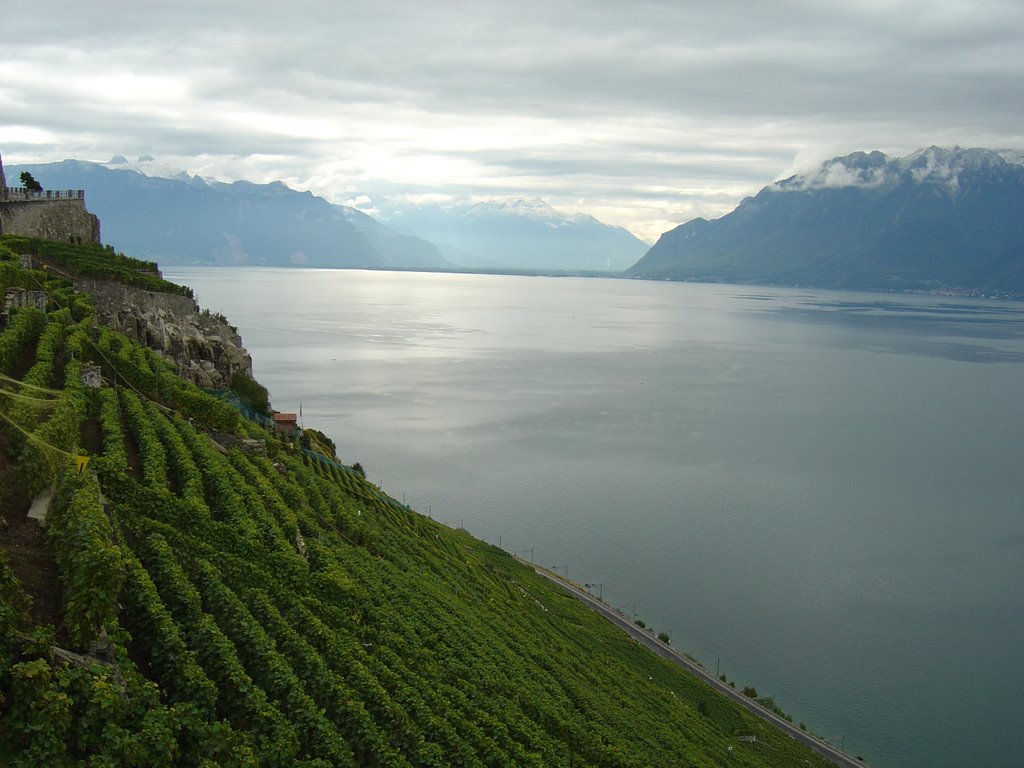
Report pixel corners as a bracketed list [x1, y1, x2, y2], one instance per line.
[528, 563, 868, 768]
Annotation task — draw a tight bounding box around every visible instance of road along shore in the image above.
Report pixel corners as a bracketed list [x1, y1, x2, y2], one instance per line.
[525, 562, 868, 768]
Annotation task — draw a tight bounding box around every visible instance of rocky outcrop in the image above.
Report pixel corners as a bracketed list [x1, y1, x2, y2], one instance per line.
[3, 147, 241, 386]
[71, 276, 252, 389]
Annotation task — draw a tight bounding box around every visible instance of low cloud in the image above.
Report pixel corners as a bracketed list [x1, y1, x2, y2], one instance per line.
[789, 159, 894, 190]
[2, 0, 1023, 239]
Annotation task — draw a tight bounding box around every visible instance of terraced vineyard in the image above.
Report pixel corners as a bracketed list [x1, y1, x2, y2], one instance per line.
[0, 238, 835, 767]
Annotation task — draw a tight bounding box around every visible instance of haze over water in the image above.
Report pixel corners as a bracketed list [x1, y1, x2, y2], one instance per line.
[168, 267, 1024, 768]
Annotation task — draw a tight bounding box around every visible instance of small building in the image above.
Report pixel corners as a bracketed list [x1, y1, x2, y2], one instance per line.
[272, 412, 299, 435]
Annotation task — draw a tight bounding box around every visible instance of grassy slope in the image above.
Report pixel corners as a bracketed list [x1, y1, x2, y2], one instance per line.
[0, 238, 834, 767]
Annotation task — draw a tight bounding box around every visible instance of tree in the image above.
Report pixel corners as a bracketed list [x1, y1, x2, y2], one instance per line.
[19, 172, 42, 193]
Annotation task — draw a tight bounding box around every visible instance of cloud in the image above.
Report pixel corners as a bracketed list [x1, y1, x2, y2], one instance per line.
[343, 194, 380, 217]
[2, 0, 1023, 242]
[788, 159, 894, 190]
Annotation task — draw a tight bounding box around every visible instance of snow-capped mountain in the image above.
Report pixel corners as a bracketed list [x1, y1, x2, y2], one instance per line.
[379, 198, 649, 272]
[779, 146, 1024, 194]
[103, 154, 191, 180]
[628, 146, 1024, 295]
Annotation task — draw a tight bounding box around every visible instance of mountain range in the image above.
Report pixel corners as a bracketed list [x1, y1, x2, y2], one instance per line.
[12, 146, 1024, 292]
[627, 146, 1024, 295]
[7, 158, 448, 269]
[378, 198, 649, 272]
[7, 158, 643, 272]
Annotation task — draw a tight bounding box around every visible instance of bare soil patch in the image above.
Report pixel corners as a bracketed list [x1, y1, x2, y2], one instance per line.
[0, 429, 64, 632]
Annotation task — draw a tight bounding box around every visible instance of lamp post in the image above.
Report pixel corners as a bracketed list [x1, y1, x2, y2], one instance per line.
[514, 549, 534, 563]
[584, 582, 603, 600]
[551, 564, 568, 579]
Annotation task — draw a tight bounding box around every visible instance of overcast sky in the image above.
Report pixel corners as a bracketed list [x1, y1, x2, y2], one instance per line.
[3, 0, 1022, 241]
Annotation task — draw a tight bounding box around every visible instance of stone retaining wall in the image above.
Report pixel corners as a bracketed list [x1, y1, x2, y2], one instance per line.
[0, 198, 101, 243]
[73, 276, 254, 389]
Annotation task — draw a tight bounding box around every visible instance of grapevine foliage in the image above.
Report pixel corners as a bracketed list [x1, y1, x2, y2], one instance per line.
[0, 244, 835, 768]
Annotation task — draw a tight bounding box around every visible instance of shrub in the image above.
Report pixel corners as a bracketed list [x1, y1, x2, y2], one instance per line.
[229, 372, 270, 417]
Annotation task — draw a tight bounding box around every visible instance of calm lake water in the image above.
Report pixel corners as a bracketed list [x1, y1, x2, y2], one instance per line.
[167, 267, 1024, 768]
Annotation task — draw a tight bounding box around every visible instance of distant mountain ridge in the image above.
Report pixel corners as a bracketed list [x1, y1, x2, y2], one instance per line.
[627, 146, 1024, 295]
[5, 159, 449, 269]
[379, 198, 649, 272]
[8, 158, 647, 273]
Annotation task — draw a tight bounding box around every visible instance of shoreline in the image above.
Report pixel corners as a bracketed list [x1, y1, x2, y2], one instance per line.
[524, 560, 869, 768]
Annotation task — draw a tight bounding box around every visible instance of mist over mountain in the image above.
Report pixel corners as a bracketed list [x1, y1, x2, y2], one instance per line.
[379, 198, 650, 272]
[6, 159, 449, 269]
[627, 146, 1024, 294]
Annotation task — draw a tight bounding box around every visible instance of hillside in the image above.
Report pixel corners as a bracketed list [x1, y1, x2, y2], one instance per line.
[0, 237, 837, 767]
[627, 146, 1024, 295]
[4, 159, 449, 270]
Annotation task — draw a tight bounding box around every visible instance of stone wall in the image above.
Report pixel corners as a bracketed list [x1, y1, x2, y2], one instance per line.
[72, 276, 254, 389]
[0, 146, 98, 241]
[0, 198, 101, 244]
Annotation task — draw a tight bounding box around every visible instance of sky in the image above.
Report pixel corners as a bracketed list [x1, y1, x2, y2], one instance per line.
[2, 0, 1023, 242]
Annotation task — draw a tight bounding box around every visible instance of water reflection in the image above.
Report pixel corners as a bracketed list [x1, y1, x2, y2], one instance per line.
[736, 293, 1024, 362]
[166, 269, 1024, 768]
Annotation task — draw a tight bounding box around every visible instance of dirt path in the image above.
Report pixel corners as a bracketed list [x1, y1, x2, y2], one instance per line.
[0, 430, 64, 632]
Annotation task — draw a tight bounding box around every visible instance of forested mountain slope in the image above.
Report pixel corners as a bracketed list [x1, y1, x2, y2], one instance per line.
[0, 236, 833, 767]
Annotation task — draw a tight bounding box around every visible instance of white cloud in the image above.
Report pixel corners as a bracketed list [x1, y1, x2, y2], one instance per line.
[344, 194, 374, 209]
[907, 149, 956, 183]
[2, 0, 1022, 240]
[790, 160, 894, 190]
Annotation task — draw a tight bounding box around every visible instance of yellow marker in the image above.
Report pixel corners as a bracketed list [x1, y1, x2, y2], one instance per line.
[76, 455, 90, 474]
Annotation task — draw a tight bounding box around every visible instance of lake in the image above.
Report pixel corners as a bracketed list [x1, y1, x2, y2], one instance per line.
[166, 267, 1024, 768]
